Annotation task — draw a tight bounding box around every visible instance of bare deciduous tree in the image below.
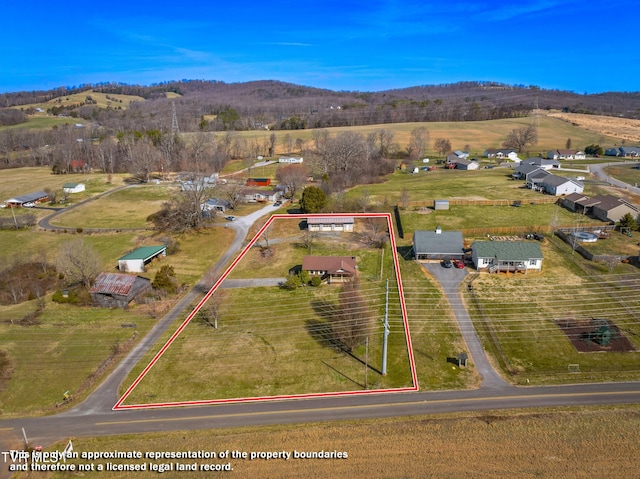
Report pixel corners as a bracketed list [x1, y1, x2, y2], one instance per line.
[56, 239, 101, 289]
[331, 277, 372, 352]
[502, 124, 538, 153]
[408, 127, 430, 160]
[276, 163, 308, 198]
[434, 138, 452, 156]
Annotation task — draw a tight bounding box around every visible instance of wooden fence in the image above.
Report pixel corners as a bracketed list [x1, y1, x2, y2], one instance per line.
[460, 223, 607, 237]
[401, 197, 559, 208]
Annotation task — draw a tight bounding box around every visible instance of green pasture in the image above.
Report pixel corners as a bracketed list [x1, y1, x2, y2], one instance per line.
[49, 185, 176, 229]
[0, 299, 155, 416]
[465, 239, 640, 385]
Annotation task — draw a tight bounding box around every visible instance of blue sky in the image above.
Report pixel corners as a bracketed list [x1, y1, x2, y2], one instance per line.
[1, 0, 638, 94]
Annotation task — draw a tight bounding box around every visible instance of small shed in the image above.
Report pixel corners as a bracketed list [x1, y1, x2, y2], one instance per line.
[434, 200, 449, 210]
[118, 245, 167, 272]
[90, 273, 151, 308]
[63, 183, 85, 194]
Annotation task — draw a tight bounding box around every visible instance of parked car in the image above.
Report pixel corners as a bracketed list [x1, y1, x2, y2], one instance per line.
[274, 201, 282, 206]
[23, 202, 35, 208]
[453, 259, 465, 269]
[441, 258, 453, 268]
[225, 215, 236, 221]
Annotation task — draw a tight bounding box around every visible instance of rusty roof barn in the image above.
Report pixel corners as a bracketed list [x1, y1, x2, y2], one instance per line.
[90, 272, 151, 308]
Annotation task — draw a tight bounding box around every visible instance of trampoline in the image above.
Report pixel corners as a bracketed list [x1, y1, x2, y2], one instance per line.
[571, 231, 598, 243]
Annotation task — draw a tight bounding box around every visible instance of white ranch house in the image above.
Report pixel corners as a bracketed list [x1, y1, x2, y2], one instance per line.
[472, 241, 543, 273]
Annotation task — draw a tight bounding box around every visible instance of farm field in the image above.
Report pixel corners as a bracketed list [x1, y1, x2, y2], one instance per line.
[0, 300, 156, 416]
[24, 406, 640, 478]
[49, 184, 176, 229]
[197, 115, 619, 159]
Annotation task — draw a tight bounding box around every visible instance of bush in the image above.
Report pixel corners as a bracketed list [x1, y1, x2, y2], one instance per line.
[152, 265, 178, 294]
[311, 276, 322, 287]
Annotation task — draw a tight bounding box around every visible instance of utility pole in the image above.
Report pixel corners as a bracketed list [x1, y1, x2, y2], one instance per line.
[382, 279, 390, 375]
[364, 336, 369, 389]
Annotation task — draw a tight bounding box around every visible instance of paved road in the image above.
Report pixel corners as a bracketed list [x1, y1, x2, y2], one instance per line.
[589, 161, 640, 195]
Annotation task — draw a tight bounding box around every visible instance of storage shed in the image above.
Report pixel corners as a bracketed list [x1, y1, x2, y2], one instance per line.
[63, 183, 85, 194]
[118, 245, 166, 272]
[434, 200, 449, 210]
[90, 273, 151, 308]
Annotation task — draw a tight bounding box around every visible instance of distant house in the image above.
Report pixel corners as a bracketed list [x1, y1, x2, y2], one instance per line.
[605, 147, 621, 157]
[201, 198, 231, 213]
[521, 157, 560, 170]
[118, 245, 167, 273]
[90, 272, 151, 308]
[591, 196, 639, 223]
[63, 182, 85, 194]
[446, 156, 479, 170]
[572, 194, 640, 223]
[302, 256, 357, 284]
[239, 188, 281, 203]
[69, 159, 89, 172]
[413, 227, 465, 261]
[540, 175, 584, 196]
[278, 156, 304, 164]
[513, 163, 549, 181]
[619, 146, 640, 157]
[5, 191, 49, 207]
[307, 216, 354, 232]
[472, 241, 543, 273]
[547, 149, 585, 160]
[484, 148, 519, 161]
[246, 178, 271, 187]
[562, 192, 589, 212]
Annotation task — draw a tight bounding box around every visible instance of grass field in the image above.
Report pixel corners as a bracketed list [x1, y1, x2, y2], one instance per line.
[120, 230, 415, 405]
[49, 185, 176, 229]
[464, 237, 640, 384]
[20, 406, 640, 478]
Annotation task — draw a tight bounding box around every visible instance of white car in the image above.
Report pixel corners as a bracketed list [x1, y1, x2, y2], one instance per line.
[23, 202, 35, 208]
[225, 215, 236, 221]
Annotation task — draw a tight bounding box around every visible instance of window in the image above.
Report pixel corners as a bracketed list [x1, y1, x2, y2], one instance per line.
[529, 259, 537, 266]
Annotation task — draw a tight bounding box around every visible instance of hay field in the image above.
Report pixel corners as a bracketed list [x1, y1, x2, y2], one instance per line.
[546, 110, 640, 143]
[28, 407, 640, 479]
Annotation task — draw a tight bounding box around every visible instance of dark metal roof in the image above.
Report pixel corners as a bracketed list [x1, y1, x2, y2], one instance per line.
[6, 191, 49, 203]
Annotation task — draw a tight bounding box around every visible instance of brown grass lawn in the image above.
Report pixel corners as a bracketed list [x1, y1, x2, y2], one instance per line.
[29, 406, 640, 479]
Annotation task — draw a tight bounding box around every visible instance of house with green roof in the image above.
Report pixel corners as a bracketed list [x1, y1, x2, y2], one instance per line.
[471, 241, 543, 273]
[118, 245, 166, 272]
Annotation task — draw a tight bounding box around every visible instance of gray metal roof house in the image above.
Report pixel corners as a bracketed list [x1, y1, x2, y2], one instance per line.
[413, 227, 465, 261]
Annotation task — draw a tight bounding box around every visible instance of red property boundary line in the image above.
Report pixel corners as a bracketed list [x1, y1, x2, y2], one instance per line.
[114, 213, 418, 410]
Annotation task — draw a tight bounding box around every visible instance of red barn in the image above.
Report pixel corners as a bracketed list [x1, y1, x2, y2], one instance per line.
[246, 178, 271, 187]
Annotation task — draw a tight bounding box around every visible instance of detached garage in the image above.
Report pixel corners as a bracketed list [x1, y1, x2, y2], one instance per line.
[413, 227, 465, 261]
[118, 245, 166, 272]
